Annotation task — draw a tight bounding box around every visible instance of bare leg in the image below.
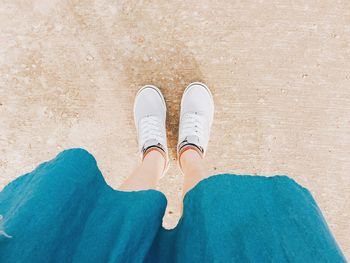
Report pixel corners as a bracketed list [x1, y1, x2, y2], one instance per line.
[179, 146, 210, 199]
[119, 149, 166, 191]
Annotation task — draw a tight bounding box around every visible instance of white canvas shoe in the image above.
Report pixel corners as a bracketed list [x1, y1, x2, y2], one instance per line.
[134, 85, 169, 174]
[177, 82, 214, 157]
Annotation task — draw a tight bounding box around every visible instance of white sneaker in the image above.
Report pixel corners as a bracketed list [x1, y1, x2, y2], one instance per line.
[177, 82, 214, 157]
[134, 85, 168, 173]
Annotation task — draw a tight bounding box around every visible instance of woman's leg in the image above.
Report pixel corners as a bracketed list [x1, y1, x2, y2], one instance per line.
[178, 146, 210, 214]
[179, 146, 209, 196]
[119, 148, 166, 191]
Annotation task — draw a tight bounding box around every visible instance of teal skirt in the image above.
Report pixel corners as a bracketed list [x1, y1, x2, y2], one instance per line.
[0, 148, 345, 262]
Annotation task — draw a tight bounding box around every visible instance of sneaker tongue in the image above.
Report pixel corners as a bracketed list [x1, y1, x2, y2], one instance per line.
[142, 139, 167, 154]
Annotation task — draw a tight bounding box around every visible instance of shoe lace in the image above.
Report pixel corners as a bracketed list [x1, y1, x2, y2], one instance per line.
[180, 112, 205, 139]
[139, 115, 165, 146]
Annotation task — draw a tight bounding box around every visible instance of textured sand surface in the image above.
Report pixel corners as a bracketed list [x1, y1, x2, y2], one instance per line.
[0, 0, 349, 257]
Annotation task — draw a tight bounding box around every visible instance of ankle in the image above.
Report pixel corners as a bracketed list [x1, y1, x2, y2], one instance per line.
[178, 146, 203, 172]
[143, 147, 167, 172]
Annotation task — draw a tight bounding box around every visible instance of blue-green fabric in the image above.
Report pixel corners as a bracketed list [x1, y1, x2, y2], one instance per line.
[0, 148, 345, 262]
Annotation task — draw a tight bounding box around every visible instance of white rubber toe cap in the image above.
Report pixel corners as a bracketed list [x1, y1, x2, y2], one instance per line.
[134, 85, 166, 125]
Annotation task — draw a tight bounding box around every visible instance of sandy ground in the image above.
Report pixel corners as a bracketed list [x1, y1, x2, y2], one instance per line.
[0, 0, 349, 258]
